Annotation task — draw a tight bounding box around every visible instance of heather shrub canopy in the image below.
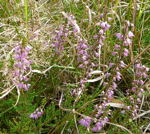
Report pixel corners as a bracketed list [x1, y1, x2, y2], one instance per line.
[0, 0, 150, 134]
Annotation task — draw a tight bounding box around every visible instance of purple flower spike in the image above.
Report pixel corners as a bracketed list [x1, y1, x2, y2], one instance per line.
[13, 45, 32, 91]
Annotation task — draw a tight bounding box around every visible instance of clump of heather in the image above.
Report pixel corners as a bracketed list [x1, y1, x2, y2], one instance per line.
[78, 19, 141, 132]
[79, 16, 113, 131]
[12, 45, 32, 91]
[50, 13, 90, 99]
[63, 13, 90, 70]
[52, 13, 90, 70]
[50, 11, 149, 133]
[127, 62, 149, 117]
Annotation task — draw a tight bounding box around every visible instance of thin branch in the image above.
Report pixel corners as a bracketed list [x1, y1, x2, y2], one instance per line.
[32, 64, 74, 74]
[143, 123, 150, 134]
[106, 122, 133, 134]
[133, 110, 150, 120]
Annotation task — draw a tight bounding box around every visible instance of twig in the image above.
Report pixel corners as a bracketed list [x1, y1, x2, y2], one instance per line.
[60, 121, 69, 134]
[106, 122, 133, 134]
[0, 86, 15, 99]
[143, 123, 150, 134]
[133, 110, 150, 120]
[139, 95, 145, 113]
[32, 64, 74, 74]
[125, 45, 150, 69]
[14, 86, 21, 106]
[82, 2, 92, 27]
[74, 114, 80, 134]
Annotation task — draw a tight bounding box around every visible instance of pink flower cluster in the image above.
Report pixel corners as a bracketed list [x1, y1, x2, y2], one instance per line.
[79, 116, 92, 128]
[127, 62, 149, 117]
[115, 21, 134, 57]
[92, 117, 109, 132]
[67, 14, 90, 69]
[79, 17, 113, 131]
[94, 19, 111, 58]
[51, 25, 69, 54]
[13, 45, 32, 91]
[29, 108, 44, 119]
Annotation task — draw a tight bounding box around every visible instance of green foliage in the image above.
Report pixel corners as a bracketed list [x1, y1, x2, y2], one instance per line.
[0, 0, 150, 134]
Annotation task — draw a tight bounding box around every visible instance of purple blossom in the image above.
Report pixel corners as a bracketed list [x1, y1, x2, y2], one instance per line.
[92, 122, 103, 132]
[100, 22, 106, 29]
[135, 63, 149, 78]
[114, 71, 122, 81]
[108, 17, 112, 22]
[112, 82, 117, 89]
[29, 108, 44, 119]
[29, 113, 38, 119]
[79, 116, 91, 127]
[105, 72, 111, 78]
[106, 89, 114, 98]
[109, 63, 115, 68]
[128, 31, 134, 38]
[140, 88, 144, 93]
[123, 48, 129, 57]
[103, 82, 108, 86]
[116, 33, 123, 40]
[76, 39, 89, 67]
[116, 72, 121, 81]
[100, 14, 104, 18]
[92, 118, 108, 132]
[138, 80, 144, 85]
[120, 61, 126, 68]
[100, 21, 111, 31]
[132, 87, 136, 92]
[114, 44, 120, 50]
[123, 38, 132, 46]
[93, 35, 98, 39]
[137, 98, 141, 103]
[99, 29, 104, 35]
[112, 51, 118, 56]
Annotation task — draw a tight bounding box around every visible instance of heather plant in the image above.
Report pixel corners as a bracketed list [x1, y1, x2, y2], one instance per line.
[0, 0, 150, 134]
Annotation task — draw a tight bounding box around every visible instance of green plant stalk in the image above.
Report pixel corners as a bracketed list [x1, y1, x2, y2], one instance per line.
[24, 0, 28, 39]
